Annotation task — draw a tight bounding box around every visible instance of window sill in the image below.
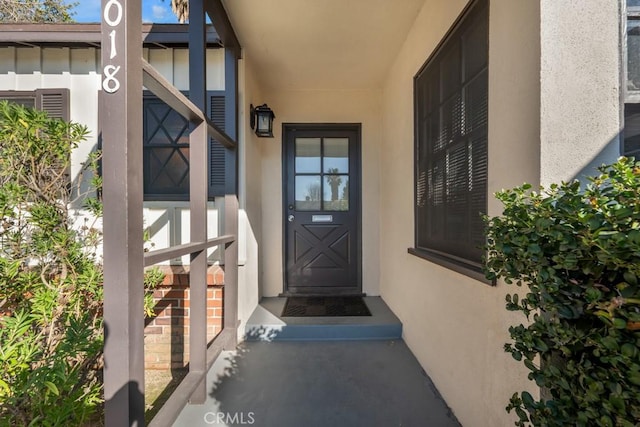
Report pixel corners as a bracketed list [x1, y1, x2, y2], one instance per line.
[407, 247, 495, 286]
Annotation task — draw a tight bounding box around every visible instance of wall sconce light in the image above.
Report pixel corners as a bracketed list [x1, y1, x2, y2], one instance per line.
[250, 103, 275, 138]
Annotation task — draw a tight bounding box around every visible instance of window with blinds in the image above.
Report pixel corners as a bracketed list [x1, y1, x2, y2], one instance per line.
[142, 91, 226, 200]
[625, 0, 640, 159]
[412, 0, 488, 274]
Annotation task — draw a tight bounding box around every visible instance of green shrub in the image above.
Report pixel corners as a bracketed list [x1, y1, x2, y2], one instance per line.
[0, 100, 103, 426]
[0, 101, 161, 426]
[485, 158, 640, 426]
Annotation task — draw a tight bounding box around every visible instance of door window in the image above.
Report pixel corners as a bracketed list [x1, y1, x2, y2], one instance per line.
[294, 137, 350, 211]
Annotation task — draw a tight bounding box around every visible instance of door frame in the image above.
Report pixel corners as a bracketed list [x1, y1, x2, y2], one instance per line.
[281, 123, 363, 296]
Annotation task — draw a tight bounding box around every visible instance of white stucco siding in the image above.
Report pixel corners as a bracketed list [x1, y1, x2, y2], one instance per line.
[379, 0, 541, 425]
[540, 0, 622, 185]
[143, 47, 225, 91]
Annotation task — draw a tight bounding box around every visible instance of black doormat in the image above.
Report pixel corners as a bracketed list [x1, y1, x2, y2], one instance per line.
[281, 296, 371, 317]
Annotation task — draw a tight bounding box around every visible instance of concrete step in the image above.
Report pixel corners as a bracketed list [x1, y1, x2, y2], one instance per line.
[244, 296, 402, 341]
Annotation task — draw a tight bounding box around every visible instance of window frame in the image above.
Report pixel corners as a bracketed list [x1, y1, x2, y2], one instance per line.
[0, 89, 70, 121]
[142, 90, 226, 201]
[409, 0, 491, 284]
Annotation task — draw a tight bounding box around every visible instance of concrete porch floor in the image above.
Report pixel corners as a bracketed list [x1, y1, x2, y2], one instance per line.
[173, 339, 461, 427]
[174, 340, 460, 427]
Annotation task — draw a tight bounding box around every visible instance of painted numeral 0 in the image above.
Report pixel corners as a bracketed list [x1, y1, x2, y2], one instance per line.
[102, 0, 123, 93]
[103, 0, 123, 27]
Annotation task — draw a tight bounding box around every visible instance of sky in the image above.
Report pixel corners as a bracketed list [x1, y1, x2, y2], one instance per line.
[71, 0, 180, 24]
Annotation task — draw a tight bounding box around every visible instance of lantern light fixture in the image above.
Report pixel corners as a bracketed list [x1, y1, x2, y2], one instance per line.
[250, 103, 275, 138]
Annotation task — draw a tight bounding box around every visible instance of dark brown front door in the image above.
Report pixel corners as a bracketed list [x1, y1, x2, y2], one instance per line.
[283, 124, 361, 295]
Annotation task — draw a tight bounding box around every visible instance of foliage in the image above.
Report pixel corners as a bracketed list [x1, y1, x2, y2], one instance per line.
[0, 102, 162, 426]
[484, 158, 640, 426]
[0, 101, 101, 426]
[165, 0, 188, 23]
[0, 0, 77, 23]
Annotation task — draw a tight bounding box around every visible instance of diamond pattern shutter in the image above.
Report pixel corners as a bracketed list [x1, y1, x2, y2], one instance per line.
[142, 96, 191, 199]
[142, 91, 227, 200]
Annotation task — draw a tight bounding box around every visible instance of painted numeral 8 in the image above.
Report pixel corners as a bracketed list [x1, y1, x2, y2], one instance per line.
[102, 65, 121, 94]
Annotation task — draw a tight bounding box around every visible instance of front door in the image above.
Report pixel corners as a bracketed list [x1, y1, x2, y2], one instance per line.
[283, 124, 361, 295]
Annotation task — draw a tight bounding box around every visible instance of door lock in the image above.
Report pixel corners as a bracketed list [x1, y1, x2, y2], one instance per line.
[288, 215, 295, 222]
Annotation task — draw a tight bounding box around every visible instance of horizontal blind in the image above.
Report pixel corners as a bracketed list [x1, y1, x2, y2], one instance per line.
[415, 0, 488, 266]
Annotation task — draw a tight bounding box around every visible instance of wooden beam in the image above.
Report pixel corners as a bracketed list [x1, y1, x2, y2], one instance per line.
[143, 236, 235, 266]
[142, 59, 237, 149]
[205, 0, 241, 58]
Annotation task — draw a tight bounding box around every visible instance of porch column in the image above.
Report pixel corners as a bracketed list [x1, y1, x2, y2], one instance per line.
[188, 0, 209, 405]
[223, 46, 239, 347]
[100, 0, 145, 425]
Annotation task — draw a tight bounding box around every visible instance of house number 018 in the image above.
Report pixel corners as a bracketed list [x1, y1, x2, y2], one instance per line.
[102, 0, 123, 94]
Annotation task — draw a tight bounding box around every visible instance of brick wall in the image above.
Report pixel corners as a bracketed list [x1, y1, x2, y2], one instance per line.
[144, 265, 224, 370]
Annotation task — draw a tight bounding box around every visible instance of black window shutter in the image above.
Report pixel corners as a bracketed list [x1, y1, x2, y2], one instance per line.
[209, 95, 226, 197]
[35, 89, 70, 121]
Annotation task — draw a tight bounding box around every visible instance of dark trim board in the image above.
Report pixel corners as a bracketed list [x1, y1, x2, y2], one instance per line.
[0, 23, 222, 48]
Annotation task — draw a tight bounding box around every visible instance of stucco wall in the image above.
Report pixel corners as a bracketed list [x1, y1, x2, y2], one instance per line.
[236, 55, 264, 339]
[259, 89, 382, 297]
[540, 0, 622, 185]
[379, 0, 541, 425]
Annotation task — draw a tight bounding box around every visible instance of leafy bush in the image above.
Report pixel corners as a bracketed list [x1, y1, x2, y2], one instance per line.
[485, 158, 640, 426]
[0, 102, 161, 426]
[0, 101, 103, 426]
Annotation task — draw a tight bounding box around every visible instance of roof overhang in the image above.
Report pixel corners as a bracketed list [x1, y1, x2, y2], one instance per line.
[221, 0, 426, 91]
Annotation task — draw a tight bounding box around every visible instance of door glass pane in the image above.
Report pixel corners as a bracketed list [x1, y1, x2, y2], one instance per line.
[323, 138, 349, 173]
[628, 19, 640, 92]
[295, 175, 321, 210]
[295, 138, 321, 173]
[323, 175, 349, 211]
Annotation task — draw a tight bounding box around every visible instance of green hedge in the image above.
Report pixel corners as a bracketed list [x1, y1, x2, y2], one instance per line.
[485, 158, 640, 426]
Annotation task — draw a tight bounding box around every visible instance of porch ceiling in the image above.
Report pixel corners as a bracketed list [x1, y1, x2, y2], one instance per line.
[221, 0, 425, 91]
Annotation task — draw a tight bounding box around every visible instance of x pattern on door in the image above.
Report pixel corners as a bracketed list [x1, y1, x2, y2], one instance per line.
[294, 224, 351, 273]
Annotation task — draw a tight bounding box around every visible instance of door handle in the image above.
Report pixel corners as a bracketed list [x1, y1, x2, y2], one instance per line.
[288, 215, 295, 222]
